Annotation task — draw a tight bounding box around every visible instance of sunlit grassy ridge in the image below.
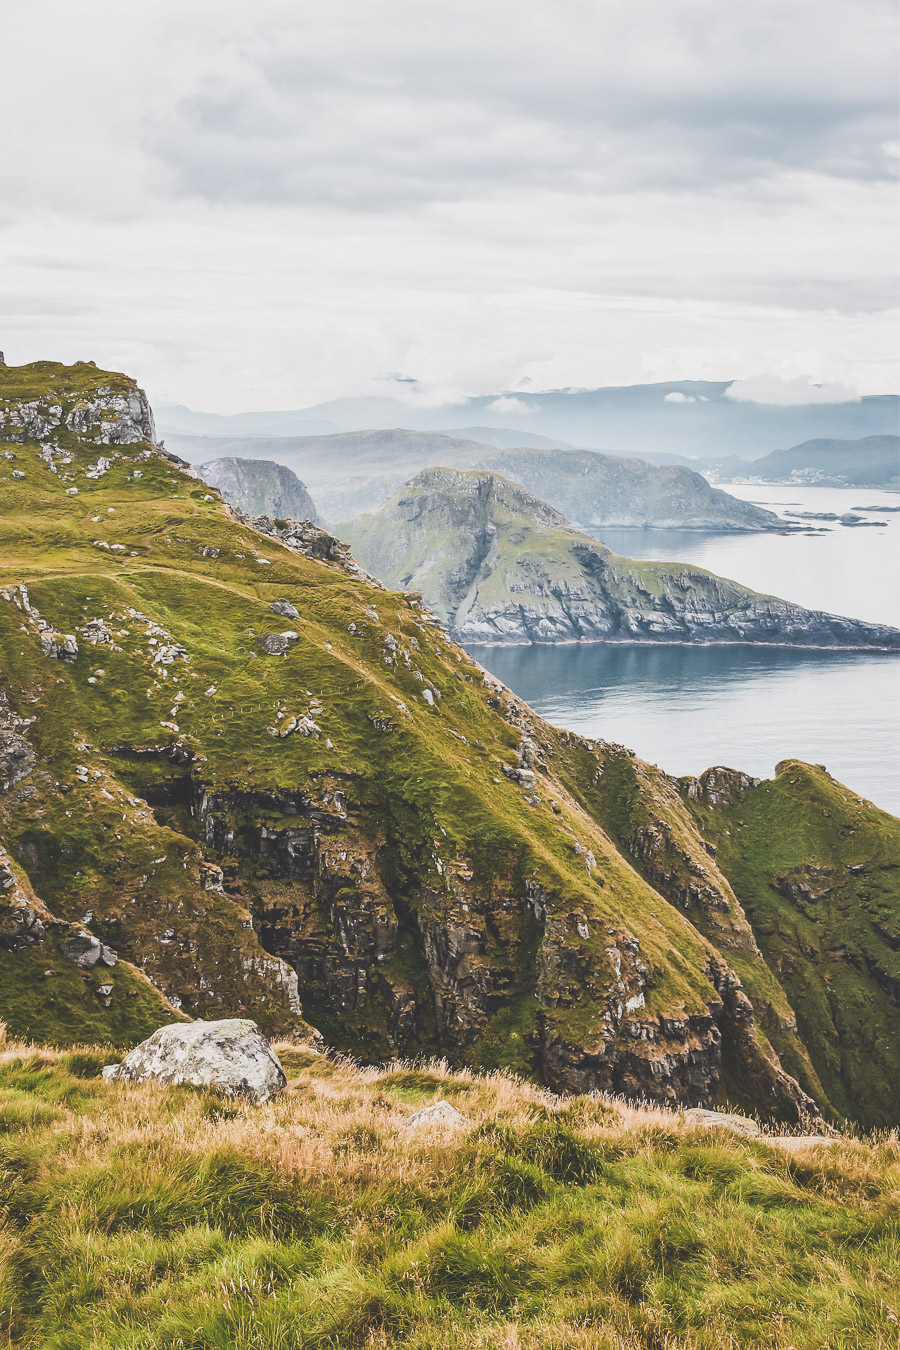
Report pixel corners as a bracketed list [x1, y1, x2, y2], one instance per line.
[0, 1039, 896, 1349]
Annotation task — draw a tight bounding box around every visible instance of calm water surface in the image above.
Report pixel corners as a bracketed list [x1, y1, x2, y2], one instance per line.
[469, 485, 900, 814]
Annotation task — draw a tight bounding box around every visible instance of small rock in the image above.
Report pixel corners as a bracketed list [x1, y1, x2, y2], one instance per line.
[271, 599, 299, 620]
[102, 1018, 286, 1103]
[40, 633, 78, 663]
[402, 1100, 466, 1129]
[0, 904, 47, 951]
[422, 689, 434, 706]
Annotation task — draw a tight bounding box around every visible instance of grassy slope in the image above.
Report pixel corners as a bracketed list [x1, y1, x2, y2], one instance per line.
[684, 762, 900, 1129]
[0, 1042, 896, 1350]
[1, 362, 898, 1130]
[0, 363, 726, 1061]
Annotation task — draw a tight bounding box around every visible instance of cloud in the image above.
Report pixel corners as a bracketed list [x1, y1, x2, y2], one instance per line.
[489, 396, 534, 414]
[0, 1, 896, 407]
[724, 375, 862, 405]
[664, 392, 696, 403]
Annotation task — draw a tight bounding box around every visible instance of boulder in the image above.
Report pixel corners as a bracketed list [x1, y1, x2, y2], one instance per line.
[59, 931, 117, 969]
[684, 1107, 761, 1137]
[0, 903, 46, 951]
[270, 599, 299, 620]
[402, 1100, 466, 1129]
[0, 728, 36, 792]
[102, 1018, 287, 1103]
[258, 633, 298, 656]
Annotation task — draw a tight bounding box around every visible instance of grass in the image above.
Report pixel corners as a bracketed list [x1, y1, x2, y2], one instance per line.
[685, 761, 900, 1128]
[0, 1038, 896, 1348]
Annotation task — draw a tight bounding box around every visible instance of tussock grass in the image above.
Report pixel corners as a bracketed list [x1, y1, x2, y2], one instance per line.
[0, 1040, 896, 1347]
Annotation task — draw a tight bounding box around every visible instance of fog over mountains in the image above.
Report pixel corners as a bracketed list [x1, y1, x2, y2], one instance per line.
[190, 429, 789, 528]
[158, 380, 900, 462]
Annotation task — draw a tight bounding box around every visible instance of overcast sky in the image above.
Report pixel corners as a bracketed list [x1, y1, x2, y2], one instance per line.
[1, 0, 897, 411]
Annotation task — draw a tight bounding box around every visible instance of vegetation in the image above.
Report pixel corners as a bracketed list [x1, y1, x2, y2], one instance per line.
[685, 762, 900, 1128]
[0, 1037, 896, 1350]
[0, 360, 898, 1134]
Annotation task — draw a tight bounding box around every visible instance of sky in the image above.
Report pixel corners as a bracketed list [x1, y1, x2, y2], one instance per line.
[1, 0, 898, 412]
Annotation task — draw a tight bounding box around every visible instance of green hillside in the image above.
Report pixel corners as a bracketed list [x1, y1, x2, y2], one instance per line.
[1, 360, 898, 1128]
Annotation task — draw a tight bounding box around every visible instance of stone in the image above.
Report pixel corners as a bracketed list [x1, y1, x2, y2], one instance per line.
[402, 1100, 466, 1129]
[421, 688, 434, 706]
[0, 727, 36, 792]
[271, 599, 299, 620]
[770, 1135, 841, 1152]
[684, 1107, 762, 1137]
[102, 1018, 287, 1104]
[39, 633, 78, 663]
[59, 932, 118, 969]
[258, 633, 298, 656]
[0, 903, 46, 951]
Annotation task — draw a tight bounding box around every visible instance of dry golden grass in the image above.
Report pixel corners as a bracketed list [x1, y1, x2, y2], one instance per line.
[0, 1037, 897, 1349]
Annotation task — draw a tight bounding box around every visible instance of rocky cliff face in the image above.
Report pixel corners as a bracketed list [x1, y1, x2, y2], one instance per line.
[0, 361, 897, 1126]
[195, 457, 321, 523]
[340, 467, 900, 650]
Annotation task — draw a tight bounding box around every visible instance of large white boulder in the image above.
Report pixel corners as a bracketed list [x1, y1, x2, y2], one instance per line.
[102, 1018, 287, 1104]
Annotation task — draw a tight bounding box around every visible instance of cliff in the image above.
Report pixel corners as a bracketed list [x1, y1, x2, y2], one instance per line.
[339, 468, 900, 649]
[195, 456, 321, 523]
[1, 360, 898, 1127]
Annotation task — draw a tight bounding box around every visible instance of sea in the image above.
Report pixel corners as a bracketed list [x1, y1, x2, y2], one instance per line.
[467, 483, 900, 815]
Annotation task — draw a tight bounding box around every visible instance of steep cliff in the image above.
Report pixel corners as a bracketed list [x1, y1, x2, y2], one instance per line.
[340, 467, 900, 649]
[1, 360, 898, 1126]
[195, 456, 321, 523]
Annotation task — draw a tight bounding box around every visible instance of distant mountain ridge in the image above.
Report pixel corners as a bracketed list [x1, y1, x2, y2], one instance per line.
[740, 435, 899, 488]
[339, 467, 900, 649]
[157, 379, 900, 459]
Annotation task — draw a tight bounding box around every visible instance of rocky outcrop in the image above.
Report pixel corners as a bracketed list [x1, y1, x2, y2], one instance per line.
[0, 370, 154, 448]
[102, 1019, 287, 1102]
[341, 468, 900, 650]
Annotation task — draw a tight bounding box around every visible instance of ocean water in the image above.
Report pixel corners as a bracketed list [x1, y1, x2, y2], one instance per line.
[467, 484, 900, 814]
